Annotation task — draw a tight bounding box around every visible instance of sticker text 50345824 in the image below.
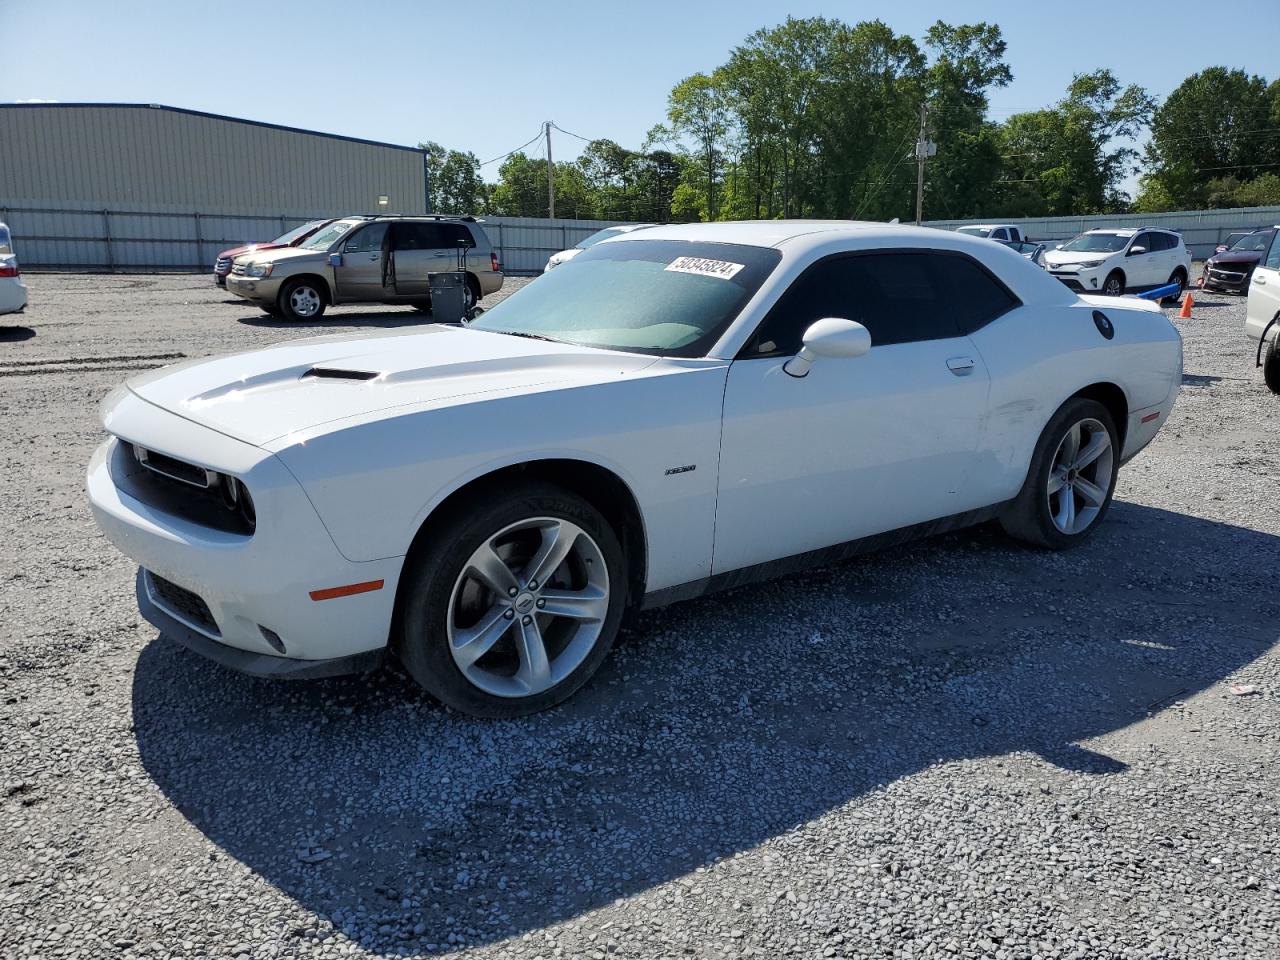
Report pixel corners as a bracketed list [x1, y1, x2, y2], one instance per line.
[664, 256, 745, 280]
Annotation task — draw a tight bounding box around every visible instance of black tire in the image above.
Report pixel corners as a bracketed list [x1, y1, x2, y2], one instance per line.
[1102, 271, 1125, 296]
[277, 278, 327, 322]
[260, 304, 282, 317]
[464, 275, 480, 314]
[1264, 337, 1280, 394]
[1161, 269, 1186, 304]
[397, 482, 627, 718]
[999, 397, 1120, 550]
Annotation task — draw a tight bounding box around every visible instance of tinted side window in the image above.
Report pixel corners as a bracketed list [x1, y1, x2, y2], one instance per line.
[343, 223, 387, 253]
[440, 223, 476, 249]
[1131, 233, 1153, 253]
[1153, 232, 1177, 251]
[746, 252, 1016, 356]
[393, 223, 443, 250]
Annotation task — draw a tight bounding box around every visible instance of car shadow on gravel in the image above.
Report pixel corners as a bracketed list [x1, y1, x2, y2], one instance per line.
[132, 503, 1280, 954]
[0, 324, 35, 341]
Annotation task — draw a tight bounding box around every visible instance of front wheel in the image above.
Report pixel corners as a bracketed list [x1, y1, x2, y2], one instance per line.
[1000, 398, 1119, 549]
[277, 278, 327, 322]
[1102, 271, 1125, 296]
[398, 483, 626, 717]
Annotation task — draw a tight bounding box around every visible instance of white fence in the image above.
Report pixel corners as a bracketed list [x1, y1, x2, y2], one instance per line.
[0, 204, 634, 276]
[924, 206, 1280, 260]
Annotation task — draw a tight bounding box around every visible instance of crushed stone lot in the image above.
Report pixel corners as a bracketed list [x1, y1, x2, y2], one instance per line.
[2, 272, 1279, 960]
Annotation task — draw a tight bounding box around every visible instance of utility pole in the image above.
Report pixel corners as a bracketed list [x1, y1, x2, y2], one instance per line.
[545, 121, 556, 220]
[914, 102, 936, 226]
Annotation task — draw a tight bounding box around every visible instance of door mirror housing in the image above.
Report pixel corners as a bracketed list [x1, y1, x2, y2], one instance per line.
[1127, 245, 1146, 256]
[328, 253, 343, 268]
[783, 318, 872, 378]
[1055, 244, 1064, 250]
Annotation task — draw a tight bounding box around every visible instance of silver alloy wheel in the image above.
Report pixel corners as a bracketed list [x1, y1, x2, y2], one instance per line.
[446, 517, 609, 698]
[1046, 417, 1114, 535]
[1104, 274, 1123, 295]
[289, 284, 322, 318]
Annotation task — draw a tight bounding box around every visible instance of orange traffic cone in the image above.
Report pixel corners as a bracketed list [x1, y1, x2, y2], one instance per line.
[1178, 291, 1193, 319]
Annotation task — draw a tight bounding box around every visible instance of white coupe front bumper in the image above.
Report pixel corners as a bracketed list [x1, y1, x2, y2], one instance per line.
[86, 397, 403, 674]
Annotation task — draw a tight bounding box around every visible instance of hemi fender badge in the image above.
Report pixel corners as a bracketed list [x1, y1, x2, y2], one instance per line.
[665, 464, 696, 476]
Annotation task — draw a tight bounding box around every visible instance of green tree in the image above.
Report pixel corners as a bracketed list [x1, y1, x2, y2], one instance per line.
[420, 142, 486, 215]
[997, 70, 1154, 216]
[487, 153, 597, 219]
[665, 72, 731, 219]
[1142, 68, 1280, 209]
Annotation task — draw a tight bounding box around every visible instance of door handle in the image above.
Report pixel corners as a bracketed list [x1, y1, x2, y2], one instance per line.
[1256, 275, 1267, 285]
[947, 356, 976, 376]
[367, 254, 380, 261]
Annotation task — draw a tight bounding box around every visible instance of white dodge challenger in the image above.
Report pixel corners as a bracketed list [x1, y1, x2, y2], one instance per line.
[88, 222, 1182, 716]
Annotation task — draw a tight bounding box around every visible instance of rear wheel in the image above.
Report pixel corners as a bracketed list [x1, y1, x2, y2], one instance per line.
[1000, 398, 1119, 549]
[1102, 271, 1125, 296]
[398, 483, 626, 717]
[1264, 337, 1280, 394]
[1162, 269, 1186, 304]
[277, 278, 326, 322]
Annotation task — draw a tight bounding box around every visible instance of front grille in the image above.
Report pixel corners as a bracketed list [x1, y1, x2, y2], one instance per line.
[116, 443, 256, 536]
[1208, 268, 1245, 281]
[230, 261, 247, 276]
[147, 572, 220, 637]
[135, 444, 213, 488]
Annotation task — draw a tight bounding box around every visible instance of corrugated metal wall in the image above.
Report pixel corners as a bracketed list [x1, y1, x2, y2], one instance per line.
[0, 104, 637, 272]
[925, 207, 1280, 260]
[477, 217, 638, 275]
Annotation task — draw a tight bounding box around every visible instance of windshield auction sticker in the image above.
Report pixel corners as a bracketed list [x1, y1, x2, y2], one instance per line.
[665, 256, 745, 280]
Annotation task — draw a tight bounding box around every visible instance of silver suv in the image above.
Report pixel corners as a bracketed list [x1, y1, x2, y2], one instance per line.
[226, 215, 504, 321]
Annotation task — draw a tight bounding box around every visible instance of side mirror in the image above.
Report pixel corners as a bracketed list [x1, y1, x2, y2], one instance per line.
[783, 318, 872, 378]
[328, 253, 343, 268]
[1127, 246, 1146, 256]
[1055, 244, 1064, 250]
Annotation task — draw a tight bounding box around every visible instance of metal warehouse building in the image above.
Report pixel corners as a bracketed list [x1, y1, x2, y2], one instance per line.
[0, 102, 428, 269]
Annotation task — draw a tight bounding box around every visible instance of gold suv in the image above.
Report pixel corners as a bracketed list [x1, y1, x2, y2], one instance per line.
[226, 216, 504, 321]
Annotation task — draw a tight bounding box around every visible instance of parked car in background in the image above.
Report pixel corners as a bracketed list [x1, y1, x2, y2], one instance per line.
[1043, 228, 1190, 301]
[543, 224, 654, 271]
[0, 222, 29, 317]
[1202, 227, 1276, 294]
[213, 219, 334, 287]
[88, 221, 1181, 717]
[1244, 226, 1280, 392]
[956, 224, 1027, 244]
[1005, 240, 1046, 265]
[1214, 231, 1258, 255]
[226, 215, 503, 321]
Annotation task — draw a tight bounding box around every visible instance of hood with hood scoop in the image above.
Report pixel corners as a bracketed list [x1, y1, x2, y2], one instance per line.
[125, 325, 658, 447]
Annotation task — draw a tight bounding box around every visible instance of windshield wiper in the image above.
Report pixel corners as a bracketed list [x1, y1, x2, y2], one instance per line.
[481, 329, 562, 344]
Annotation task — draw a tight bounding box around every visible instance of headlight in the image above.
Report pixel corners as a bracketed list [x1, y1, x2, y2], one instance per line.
[244, 262, 273, 278]
[1076, 260, 1104, 269]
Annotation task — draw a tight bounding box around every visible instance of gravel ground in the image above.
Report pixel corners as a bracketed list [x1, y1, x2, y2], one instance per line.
[2, 273, 1279, 960]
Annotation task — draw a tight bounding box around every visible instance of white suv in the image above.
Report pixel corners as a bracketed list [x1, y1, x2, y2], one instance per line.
[1043, 228, 1191, 301]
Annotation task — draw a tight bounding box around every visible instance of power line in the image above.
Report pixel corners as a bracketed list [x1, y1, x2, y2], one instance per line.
[476, 130, 545, 167]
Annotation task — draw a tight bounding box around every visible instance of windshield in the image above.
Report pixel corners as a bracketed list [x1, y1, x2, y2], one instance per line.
[957, 226, 992, 238]
[575, 226, 630, 250]
[274, 219, 327, 246]
[299, 221, 355, 250]
[468, 239, 781, 357]
[1230, 231, 1272, 253]
[1061, 233, 1129, 253]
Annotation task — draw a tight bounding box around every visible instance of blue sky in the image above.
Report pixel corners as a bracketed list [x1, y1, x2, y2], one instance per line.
[6, 0, 1279, 195]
